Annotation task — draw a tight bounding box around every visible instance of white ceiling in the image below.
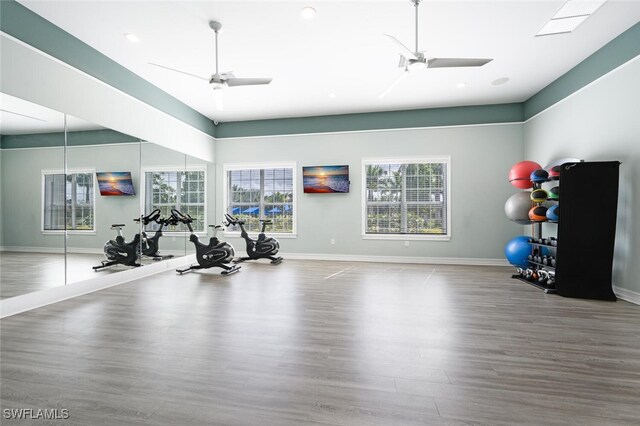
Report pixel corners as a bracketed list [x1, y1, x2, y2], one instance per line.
[0, 92, 103, 134]
[17, 0, 640, 123]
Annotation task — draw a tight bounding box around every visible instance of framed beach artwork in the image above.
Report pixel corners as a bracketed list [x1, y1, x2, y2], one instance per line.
[302, 165, 350, 193]
[96, 172, 136, 196]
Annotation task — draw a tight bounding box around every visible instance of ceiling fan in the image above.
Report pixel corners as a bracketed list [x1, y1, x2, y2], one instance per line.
[149, 20, 272, 110]
[380, 0, 493, 98]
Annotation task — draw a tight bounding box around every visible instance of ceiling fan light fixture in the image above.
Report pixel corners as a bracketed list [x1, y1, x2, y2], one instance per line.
[491, 77, 510, 86]
[301, 6, 316, 20]
[407, 59, 427, 71]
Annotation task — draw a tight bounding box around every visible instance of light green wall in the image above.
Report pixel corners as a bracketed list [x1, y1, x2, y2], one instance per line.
[216, 123, 523, 260]
[524, 56, 640, 294]
[1, 146, 66, 250]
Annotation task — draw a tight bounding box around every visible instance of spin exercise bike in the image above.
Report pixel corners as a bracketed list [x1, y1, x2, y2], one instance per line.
[134, 209, 175, 260]
[172, 209, 240, 275]
[224, 214, 283, 264]
[93, 224, 141, 271]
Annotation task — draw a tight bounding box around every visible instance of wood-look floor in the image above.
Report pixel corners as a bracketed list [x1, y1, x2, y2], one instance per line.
[0, 252, 169, 299]
[1, 260, 639, 425]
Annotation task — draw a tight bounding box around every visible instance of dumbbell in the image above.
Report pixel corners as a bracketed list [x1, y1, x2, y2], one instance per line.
[551, 258, 556, 267]
[538, 270, 549, 283]
[549, 237, 558, 247]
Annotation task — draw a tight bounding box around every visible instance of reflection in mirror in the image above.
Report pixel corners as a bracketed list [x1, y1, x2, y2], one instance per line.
[139, 142, 187, 260]
[0, 93, 66, 298]
[185, 153, 212, 257]
[64, 115, 141, 283]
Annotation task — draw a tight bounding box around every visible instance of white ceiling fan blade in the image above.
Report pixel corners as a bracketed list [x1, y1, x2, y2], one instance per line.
[214, 90, 224, 111]
[148, 62, 209, 81]
[379, 70, 407, 99]
[384, 34, 417, 60]
[427, 58, 493, 68]
[226, 77, 272, 87]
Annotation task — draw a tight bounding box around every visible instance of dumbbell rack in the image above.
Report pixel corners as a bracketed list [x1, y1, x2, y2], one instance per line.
[511, 179, 558, 294]
[511, 161, 620, 300]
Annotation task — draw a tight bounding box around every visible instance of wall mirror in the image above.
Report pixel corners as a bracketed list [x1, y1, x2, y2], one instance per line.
[65, 115, 142, 283]
[0, 92, 67, 298]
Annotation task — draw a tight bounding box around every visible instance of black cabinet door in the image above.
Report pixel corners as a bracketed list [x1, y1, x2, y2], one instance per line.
[555, 161, 619, 300]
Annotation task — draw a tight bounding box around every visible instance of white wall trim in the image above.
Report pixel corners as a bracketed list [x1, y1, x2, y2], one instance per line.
[613, 285, 640, 306]
[280, 252, 509, 267]
[1, 246, 65, 254]
[0, 254, 196, 318]
[0, 142, 142, 151]
[216, 121, 523, 141]
[524, 54, 640, 123]
[0, 246, 187, 257]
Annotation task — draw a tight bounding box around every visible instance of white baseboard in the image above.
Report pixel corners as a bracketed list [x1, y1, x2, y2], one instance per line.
[0, 254, 196, 319]
[613, 285, 640, 305]
[1, 246, 192, 257]
[1, 246, 65, 254]
[280, 252, 510, 267]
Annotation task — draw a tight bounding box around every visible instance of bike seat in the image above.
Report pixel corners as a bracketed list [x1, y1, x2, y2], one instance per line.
[111, 224, 126, 228]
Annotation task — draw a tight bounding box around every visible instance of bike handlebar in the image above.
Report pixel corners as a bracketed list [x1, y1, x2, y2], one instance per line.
[171, 209, 193, 223]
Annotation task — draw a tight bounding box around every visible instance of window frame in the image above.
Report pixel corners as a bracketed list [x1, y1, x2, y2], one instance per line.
[139, 165, 208, 236]
[222, 162, 297, 238]
[361, 156, 451, 241]
[41, 168, 97, 235]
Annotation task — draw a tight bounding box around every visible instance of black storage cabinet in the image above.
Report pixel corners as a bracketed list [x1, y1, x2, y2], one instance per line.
[555, 161, 620, 300]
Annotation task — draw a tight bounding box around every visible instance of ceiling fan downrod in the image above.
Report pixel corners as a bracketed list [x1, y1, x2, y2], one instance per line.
[413, 0, 421, 53]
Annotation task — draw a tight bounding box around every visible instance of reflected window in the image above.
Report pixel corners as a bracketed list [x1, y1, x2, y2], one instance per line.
[224, 164, 295, 234]
[43, 171, 95, 231]
[143, 168, 206, 232]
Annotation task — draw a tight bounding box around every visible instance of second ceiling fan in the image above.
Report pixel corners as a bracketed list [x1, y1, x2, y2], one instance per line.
[380, 0, 493, 98]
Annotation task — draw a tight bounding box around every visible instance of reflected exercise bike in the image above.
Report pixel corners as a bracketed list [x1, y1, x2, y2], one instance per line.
[134, 209, 175, 260]
[93, 223, 141, 271]
[224, 214, 283, 265]
[172, 209, 240, 275]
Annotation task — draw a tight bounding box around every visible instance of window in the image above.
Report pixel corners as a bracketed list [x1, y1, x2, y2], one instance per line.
[142, 168, 206, 233]
[224, 163, 295, 234]
[363, 157, 450, 239]
[42, 171, 95, 232]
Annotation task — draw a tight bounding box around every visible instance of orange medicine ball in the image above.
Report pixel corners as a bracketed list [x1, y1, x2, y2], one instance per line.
[528, 206, 548, 221]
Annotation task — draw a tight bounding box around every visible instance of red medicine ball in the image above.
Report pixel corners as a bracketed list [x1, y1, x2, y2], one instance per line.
[509, 161, 542, 189]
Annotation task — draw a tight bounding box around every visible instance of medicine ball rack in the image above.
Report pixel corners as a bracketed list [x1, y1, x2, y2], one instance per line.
[511, 161, 620, 301]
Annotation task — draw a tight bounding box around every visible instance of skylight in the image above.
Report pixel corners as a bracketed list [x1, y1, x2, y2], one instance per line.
[536, 0, 608, 37]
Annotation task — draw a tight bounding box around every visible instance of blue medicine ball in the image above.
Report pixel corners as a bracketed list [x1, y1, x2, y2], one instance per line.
[505, 236, 531, 268]
[530, 169, 549, 183]
[546, 204, 559, 221]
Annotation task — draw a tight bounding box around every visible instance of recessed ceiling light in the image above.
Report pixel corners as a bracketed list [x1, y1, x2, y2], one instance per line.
[492, 77, 510, 86]
[329, 93, 337, 98]
[124, 33, 140, 43]
[456, 82, 467, 89]
[301, 6, 316, 20]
